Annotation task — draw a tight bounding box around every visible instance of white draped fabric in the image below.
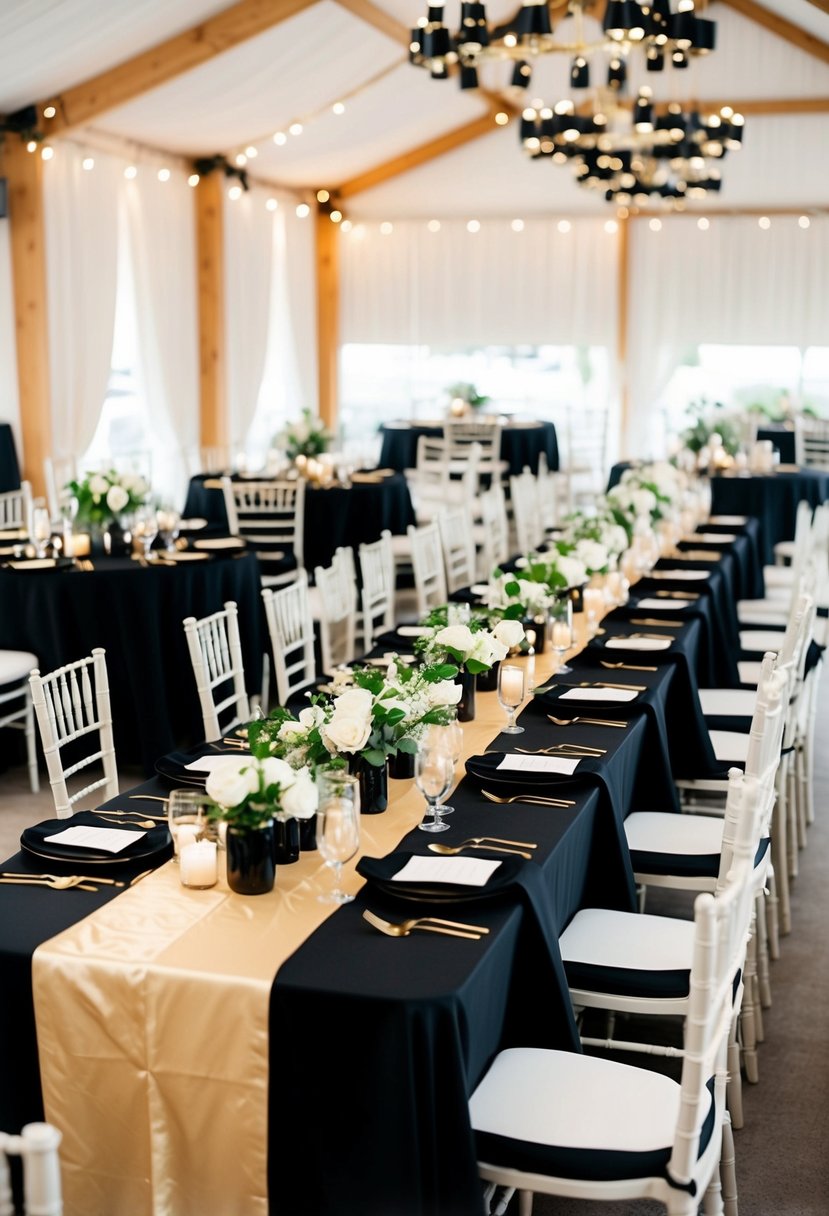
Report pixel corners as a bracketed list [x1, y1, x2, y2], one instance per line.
[44, 143, 122, 461]
[124, 167, 199, 501]
[626, 214, 829, 459]
[281, 203, 318, 414]
[0, 219, 20, 445]
[224, 187, 275, 448]
[340, 218, 618, 348]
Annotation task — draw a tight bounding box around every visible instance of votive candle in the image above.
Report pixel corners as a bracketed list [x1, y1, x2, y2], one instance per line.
[180, 840, 218, 889]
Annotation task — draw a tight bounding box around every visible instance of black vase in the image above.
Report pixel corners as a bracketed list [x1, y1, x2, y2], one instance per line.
[273, 817, 300, 865]
[226, 822, 276, 895]
[523, 615, 547, 654]
[298, 815, 318, 851]
[104, 518, 131, 558]
[456, 669, 476, 722]
[349, 754, 389, 814]
[388, 750, 416, 780]
[476, 661, 500, 693]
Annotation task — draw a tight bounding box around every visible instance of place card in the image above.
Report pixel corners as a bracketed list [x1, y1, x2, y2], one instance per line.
[635, 598, 690, 611]
[559, 687, 638, 703]
[392, 856, 501, 886]
[497, 755, 580, 775]
[605, 637, 671, 651]
[397, 625, 431, 638]
[44, 825, 147, 853]
[649, 569, 711, 581]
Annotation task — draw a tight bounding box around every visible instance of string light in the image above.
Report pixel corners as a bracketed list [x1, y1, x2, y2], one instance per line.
[289, 122, 303, 136]
[228, 184, 242, 200]
[124, 165, 137, 179]
[557, 219, 571, 234]
[40, 144, 54, 160]
[296, 203, 310, 218]
[82, 156, 95, 171]
[332, 101, 345, 115]
[604, 219, 618, 234]
[494, 112, 509, 126]
[266, 197, 278, 212]
[799, 215, 810, 229]
[330, 209, 342, 223]
[245, 146, 258, 158]
[273, 132, 287, 145]
[511, 219, 524, 232]
[697, 216, 710, 230]
[649, 217, 662, 232]
[157, 167, 170, 182]
[188, 173, 200, 187]
[427, 219, 441, 232]
[340, 219, 353, 232]
[467, 219, 481, 233]
[759, 216, 771, 230]
[380, 222, 394, 235]
[234, 152, 248, 167]
[26, 139, 37, 153]
[43, 105, 56, 119]
[316, 189, 330, 203]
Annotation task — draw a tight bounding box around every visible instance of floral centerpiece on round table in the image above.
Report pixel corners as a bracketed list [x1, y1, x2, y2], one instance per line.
[68, 469, 150, 527]
[276, 409, 332, 460]
[206, 755, 317, 894]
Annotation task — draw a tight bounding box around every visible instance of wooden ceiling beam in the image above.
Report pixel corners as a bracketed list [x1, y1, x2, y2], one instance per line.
[717, 0, 829, 66]
[804, 0, 829, 16]
[333, 0, 410, 45]
[40, 0, 321, 136]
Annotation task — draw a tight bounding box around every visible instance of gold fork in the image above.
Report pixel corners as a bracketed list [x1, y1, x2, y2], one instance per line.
[481, 790, 576, 807]
[428, 842, 532, 860]
[600, 661, 658, 673]
[1, 871, 123, 886]
[0, 875, 98, 891]
[515, 745, 605, 756]
[128, 795, 169, 804]
[547, 714, 627, 729]
[362, 909, 483, 940]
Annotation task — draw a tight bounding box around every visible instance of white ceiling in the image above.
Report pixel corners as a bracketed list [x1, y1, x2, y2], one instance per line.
[2, 0, 827, 215]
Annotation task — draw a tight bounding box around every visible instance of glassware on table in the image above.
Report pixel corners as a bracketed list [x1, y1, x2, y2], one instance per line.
[156, 507, 181, 553]
[549, 597, 574, 675]
[583, 586, 604, 638]
[167, 788, 215, 861]
[415, 747, 454, 833]
[423, 718, 463, 815]
[31, 506, 52, 558]
[316, 772, 361, 904]
[497, 663, 526, 735]
[58, 492, 79, 558]
[133, 505, 158, 559]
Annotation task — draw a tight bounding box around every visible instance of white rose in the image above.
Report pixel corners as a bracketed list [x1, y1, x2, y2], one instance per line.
[205, 756, 260, 808]
[492, 619, 525, 649]
[281, 770, 318, 819]
[332, 687, 373, 717]
[298, 705, 326, 729]
[278, 720, 305, 741]
[471, 632, 506, 667]
[575, 540, 609, 573]
[88, 474, 109, 497]
[434, 625, 475, 656]
[557, 555, 587, 587]
[426, 679, 463, 708]
[106, 484, 129, 513]
[261, 756, 296, 789]
[119, 473, 139, 492]
[631, 488, 657, 517]
[321, 714, 372, 754]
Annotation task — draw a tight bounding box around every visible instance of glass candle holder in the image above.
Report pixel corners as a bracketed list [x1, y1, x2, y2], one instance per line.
[179, 840, 218, 889]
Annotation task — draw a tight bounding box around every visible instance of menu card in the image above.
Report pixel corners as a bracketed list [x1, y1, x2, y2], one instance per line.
[44, 826, 146, 853]
[497, 755, 580, 775]
[392, 856, 501, 886]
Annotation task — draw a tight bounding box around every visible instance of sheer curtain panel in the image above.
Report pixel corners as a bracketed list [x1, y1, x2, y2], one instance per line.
[224, 187, 275, 450]
[44, 144, 121, 461]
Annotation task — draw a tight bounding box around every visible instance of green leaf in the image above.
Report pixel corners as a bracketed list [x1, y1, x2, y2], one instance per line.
[362, 748, 386, 767]
[466, 659, 489, 674]
[397, 737, 419, 754]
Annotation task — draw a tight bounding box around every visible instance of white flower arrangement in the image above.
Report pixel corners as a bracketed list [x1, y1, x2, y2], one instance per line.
[421, 619, 525, 674]
[68, 469, 150, 527]
[205, 755, 318, 829]
[277, 409, 332, 459]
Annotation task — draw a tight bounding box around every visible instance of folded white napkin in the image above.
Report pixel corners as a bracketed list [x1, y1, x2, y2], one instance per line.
[693, 532, 737, 543]
[635, 597, 689, 611]
[44, 825, 146, 852]
[497, 755, 580, 775]
[650, 569, 710, 581]
[184, 754, 248, 773]
[392, 856, 500, 886]
[559, 687, 638, 703]
[397, 626, 430, 638]
[605, 637, 671, 651]
[708, 515, 747, 526]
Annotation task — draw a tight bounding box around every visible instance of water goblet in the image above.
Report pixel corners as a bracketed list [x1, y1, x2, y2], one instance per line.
[167, 788, 215, 862]
[316, 772, 361, 904]
[549, 598, 574, 675]
[31, 506, 52, 559]
[133, 505, 158, 559]
[497, 664, 525, 735]
[423, 719, 463, 815]
[156, 507, 181, 553]
[415, 747, 453, 833]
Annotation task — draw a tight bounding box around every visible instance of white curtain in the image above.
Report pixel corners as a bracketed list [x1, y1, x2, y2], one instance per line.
[124, 166, 199, 501]
[44, 143, 121, 460]
[626, 214, 829, 459]
[0, 219, 20, 447]
[224, 186, 275, 449]
[340, 217, 618, 348]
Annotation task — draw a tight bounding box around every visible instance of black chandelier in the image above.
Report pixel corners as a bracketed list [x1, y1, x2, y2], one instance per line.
[410, 0, 745, 205]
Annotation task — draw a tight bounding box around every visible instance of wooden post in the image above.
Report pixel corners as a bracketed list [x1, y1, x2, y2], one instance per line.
[316, 207, 339, 433]
[195, 173, 227, 450]
[3, 138, 52, 497]
[617, 215, 631, 458]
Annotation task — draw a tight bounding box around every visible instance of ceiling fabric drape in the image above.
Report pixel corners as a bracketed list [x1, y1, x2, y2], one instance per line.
[44, 143, 122, 462]
[340, 218, 619, 349]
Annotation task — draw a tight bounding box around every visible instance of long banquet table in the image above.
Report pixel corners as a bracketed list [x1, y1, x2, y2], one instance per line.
[378, 420, 559, 476]
[0, 531, 749, 1215]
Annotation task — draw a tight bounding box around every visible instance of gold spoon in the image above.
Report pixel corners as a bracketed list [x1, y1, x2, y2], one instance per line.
[600, 661, 658, 673]
[428, 842, 532, 860]
[547, 714, 627, 729]
[481, 790, 575, 807]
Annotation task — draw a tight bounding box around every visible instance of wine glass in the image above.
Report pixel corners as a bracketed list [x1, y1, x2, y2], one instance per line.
[549, 598, 574, 674]
[424, 719, 463, 814]
[415, 747, 453, 833]
[168, 788, 215, 862]
[497, 664, 525, 735]
[133, 505, 158, 559]
[156, 507, 181, 553]
[31, 506, 52, 559]
[316, 772, 360, 904]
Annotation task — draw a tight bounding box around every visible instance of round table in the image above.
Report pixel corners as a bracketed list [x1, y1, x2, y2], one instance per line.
[0, 424, 20, 492]
[0, 552, 264, 772]
[378, 420, 559, 475]
[183, 472, 416, 571]
[756, 424, 796, 465]
[710, 469, 829, 564]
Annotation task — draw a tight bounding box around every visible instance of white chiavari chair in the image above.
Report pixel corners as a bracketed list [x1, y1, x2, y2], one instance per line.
[444, 419, 506, 488]
[0, 1122, 62, 1216]
[262, 572, 318, 707]
[438, 507, 477, 595]
[222, 477, 305, 587]
[476, 483, 511, 579]
[358, 531, 395, 650]
[0, 650, 39, 792]
[405, 436, 481, 525]
[183, 601, 251, 742]
[314, 547, 359, 673]
[470, 862, 748, 1216]
[738, 504, 826, 625]
[536, 452, 571, 535]
[772, 497, 812, 566]
[509, 469, 544, 554]
[0, 481, 32, 534]
[795, 415, 829, 470]
[408, 521, 448, 617]
[29, 649, 118, 820]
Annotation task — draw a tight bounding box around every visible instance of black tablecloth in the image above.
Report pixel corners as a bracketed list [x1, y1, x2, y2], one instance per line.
[757, 424, 796, 465]
[0, 553, 263, 771]
[183, 473, 416, 572]
[710, 470, 829, 566]
[0, 424, 20, 492]
[379, 421, 559, 476]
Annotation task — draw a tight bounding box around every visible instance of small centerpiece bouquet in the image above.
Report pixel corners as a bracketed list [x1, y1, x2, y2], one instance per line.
[680, 399, 741, 464]
[276, 409, 332, 460]
[418, 617, 525, 718]
[68, 469, 150, 527]
[446, 382, 490, 415]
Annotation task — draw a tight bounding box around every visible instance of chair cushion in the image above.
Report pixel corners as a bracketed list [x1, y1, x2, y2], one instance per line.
[625, 811, 724, 878]
[560, 907, 695, 999]
[737, 602, 788, 626]
[738, 630, 785, 654]
[763, 566, 795, 588]
[773, 540, 796, 561]
[698, 688, 757, 718]
[738, 661, 763, 686]
[0, 650, 38, 685]
[709, 730, 750, 764]
[471, 1048, 715, 1185]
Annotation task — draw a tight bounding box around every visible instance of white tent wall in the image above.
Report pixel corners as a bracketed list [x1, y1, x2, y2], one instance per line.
[0, 219, 21, 453]
[626, 213, 829, 459]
